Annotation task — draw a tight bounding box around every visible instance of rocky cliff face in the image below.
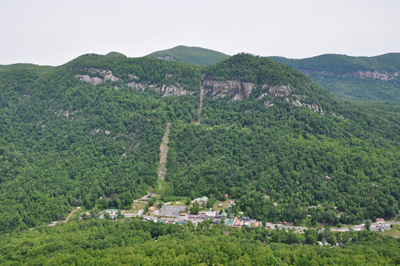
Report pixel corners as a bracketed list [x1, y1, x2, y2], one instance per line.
[75, 69, 193, 97]
[127, 82, 194, 97]
[156, 56, 176, 61]
[202, 79, 255, 101]
[301, 69, 399, 81]
[75, 68, 120, 85]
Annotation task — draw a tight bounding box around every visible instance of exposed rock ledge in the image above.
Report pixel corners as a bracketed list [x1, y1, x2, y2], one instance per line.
[75, 69, 120, 85]
[157, 56, 176, 61]
[301, 69, 399, 81]
[202, 79, 255, 101]
[257, 85, 327, 116]
[127, 82, 194, 97]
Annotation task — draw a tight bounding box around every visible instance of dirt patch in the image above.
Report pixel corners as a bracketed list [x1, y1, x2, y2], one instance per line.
[158, 122, 171, 181]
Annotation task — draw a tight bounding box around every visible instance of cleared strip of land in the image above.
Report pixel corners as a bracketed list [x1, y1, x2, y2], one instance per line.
[158, 122, 171, 181]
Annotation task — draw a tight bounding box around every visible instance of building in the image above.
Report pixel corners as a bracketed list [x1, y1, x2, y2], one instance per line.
[206, 211, 217, 217]
[225, 219, 235, 227]
[218, 203, 223, 207]
[104, 209, 119, 219]
[200, 196, 208, 202]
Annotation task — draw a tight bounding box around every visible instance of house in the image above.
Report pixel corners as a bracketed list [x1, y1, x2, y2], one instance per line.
[148, 206, 156, 212]
[104, 209, 119, 219]
[180, 212, 187, 216]
[199, 196, 208, 202]
[218, 203, 223, 207]
[221, 211, 228, 217]
[77, 207, 81, 210]
[253, 222, 259, 227]
[238, 212, 244, 215]
[206, 211, 217, 217]
[241, 216, 250, 221]
[229, 214, 235, 219]
[225, 219, 235, 227]
[377, 218, 385, 223]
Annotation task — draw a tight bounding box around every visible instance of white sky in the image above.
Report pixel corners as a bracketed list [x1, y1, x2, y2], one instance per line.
[1, 0, 399, 66]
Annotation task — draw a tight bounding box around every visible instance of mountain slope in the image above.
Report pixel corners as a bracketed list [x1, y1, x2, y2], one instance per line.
[269, 53, 400, 103]
[146, 45, 230, 66]
[1, 53, 400, 233]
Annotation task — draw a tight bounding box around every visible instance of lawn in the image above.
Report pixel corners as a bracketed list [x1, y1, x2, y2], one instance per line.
[213, 200, 230, 211]
[124, 202, 147, 214]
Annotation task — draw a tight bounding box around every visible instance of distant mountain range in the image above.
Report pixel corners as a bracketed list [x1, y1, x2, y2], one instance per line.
[269, 53, 400, 103]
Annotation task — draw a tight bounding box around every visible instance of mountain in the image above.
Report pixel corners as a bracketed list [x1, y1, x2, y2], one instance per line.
[146, 45, 230, 66]
[0, 52, 400, 234]
[105, 51, 127, 58]
[269, 53, 400, 103]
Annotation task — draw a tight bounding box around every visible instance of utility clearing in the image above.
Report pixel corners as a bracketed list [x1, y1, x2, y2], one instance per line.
[158, 122, 171, 183]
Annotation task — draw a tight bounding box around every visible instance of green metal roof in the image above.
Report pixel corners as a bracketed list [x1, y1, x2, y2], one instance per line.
[225, 219, 235, 225]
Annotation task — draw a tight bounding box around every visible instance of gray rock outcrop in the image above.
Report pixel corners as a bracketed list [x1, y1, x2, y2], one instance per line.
[128, 82, 193, 97]
[75, 69, 120, 85]
[75, 75, 103, 85]
[162, 85, 194, 97]
[202, 79, 255, 101]
[157, 56, 176, 61]
[127, 82, 146, 91]
[268, 85, 291, 97]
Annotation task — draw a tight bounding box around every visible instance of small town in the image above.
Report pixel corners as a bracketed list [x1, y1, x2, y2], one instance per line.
[49, 192, 398, 244]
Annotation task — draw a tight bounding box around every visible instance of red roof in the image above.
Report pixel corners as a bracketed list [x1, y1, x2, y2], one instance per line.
[235, 220, 241, 224]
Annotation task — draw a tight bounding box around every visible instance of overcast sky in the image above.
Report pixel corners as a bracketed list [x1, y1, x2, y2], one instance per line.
[1, 0, 399, 66]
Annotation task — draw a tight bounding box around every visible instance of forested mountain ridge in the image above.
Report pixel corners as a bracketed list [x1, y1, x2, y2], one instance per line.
[146, 45, 230, 66]
[269, 53, 400, 76]
[269, 53, 400, 102]
[1, 53, 400, 233]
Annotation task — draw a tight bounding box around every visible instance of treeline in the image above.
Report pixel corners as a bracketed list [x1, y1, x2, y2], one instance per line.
[0, 219, 399, 265]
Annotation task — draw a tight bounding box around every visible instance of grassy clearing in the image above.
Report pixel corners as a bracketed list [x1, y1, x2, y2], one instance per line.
[124, 202, 147, 214]
[213, 200, 230, 211]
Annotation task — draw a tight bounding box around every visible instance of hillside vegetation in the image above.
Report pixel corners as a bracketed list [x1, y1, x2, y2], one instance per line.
[1, 219, 399, 265]
[147, 45, 230, 66]
[270, 53, 400, 103]
[1, 53, 400, 233]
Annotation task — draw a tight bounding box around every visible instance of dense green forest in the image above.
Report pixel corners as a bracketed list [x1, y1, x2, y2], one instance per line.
[269, 53, 400, 75]
[165, 55, 400, 225]
[147, 45, 230, 66]
[0, 55, 201, 232]
[309, 74, 400, 102]
[1, 219, 399, 265]
[1, 52, 400, 233]
[269, 53, 400, 103]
